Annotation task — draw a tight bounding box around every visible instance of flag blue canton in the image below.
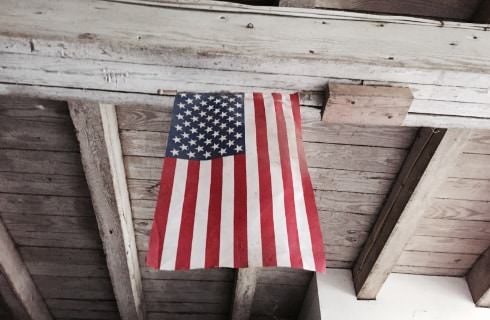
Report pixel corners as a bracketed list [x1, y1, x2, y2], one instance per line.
[166, 92, 246, 160]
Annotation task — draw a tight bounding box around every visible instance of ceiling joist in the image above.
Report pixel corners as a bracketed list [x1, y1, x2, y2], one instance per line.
[353, 128, 473, 299]
[1, 0, 490, 128]
[231, 268, 258, 320]
[69, 102, 146, 320]
[0, 218, 52, 320]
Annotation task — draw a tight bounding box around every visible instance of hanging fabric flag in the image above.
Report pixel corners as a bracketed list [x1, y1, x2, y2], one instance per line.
[147, 92, 326, 272]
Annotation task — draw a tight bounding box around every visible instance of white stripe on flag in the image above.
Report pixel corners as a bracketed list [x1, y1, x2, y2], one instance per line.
[283, 95, 316, 270]
[189, 160, 211, 269]
[263, 93, 290, 267]
[220, 156, 235, 267]
[160, 159, 188, 269]
[244, 92, 263, 266]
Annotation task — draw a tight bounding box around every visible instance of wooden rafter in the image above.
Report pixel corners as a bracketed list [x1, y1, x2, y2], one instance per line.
[467, 247, 490, 307]
[231, 268, 258, 320]
[353, 128, 472, 299]
[0, 218, 52, 320]
[1, 0, 490, 128]
[69, 103, 145, 320]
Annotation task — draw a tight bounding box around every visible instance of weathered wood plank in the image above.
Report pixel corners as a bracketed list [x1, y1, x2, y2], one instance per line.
[33, 276, 115, 300]
[0, 96, 69, 123]
[0, 117, 78, 152]
[0, 172, 90, 197]
[232, 268, 257, 320]
[323, 84, 412, 126]
[69, 103, 145, 320]
[397, 251, 479, 269]
[145, 300, 229, 314]
[46, 299, 119, 320]
[464, 130, 490, 154]
[453, 153, 490, 179]
[353, 128, 471, 299]
[143, 280, 234, 304]
[19, 247, 109, 278]
[406, 236, 490, 255]
[281, 0, 481, 20]
[466, 247, 490, 307]
[437, 177, 490, 201]
[425, 198, 490, 221]
[392, 265, 467, 277]
[417, 218, 490, 240]
[0, 218, 53, 320]
[0, 194, 93, 217]
[2, 0, 490, 128]
[1, 213, 101, 249]
[319, 211, 376, 248]
[0, 149, 84, 176]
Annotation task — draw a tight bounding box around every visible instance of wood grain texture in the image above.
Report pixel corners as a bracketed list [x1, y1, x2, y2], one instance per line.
[2, 0, 490, 128]
[323, 84, 412, 126]
[424, 198, 490, 221]
[232, 268, 257, 320]
[0, 218, 53, 320]
[69, 103, 145, 320]
[281, 0, 481, 20]
[353, 128, 472, 299]
[467, 247, 490, 307]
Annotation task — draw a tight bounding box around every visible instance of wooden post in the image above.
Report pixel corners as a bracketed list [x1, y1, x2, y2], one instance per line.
[69, 103, 145, 320]
[467, 247, 490, 307]
[353, 128, 472, 299]
[0, 219, 52, 320]
[231, 268, 258, 320]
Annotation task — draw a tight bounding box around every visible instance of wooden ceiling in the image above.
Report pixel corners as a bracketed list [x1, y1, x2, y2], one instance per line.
[0, 0, 489, 319]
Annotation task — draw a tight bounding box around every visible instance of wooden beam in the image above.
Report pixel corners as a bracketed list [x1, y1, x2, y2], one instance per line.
[467, 247, 490, 307]
[323, 84, 413, 126]
[472, 0, 490, 22]
[353, 128, 472, 299]
[0, 274, 30, 320]
[0, 218, 52, 320]
[69, 103, 145, 320]
[280, 0, 481, 20]
[2, 0, 490, 128]
[297, 274, 321, 320]
[231, 268, 257, 320]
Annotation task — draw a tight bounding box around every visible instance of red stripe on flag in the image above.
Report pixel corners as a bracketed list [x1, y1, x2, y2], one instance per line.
[147, 157, 177, 269]
[234, 154, 248, 267]
[272, 93, 303, 268]
[290, 93, 326, 272]
[175, 160, 200, 270]
[253, 92, 277, 267]
[205, 158, 223, 268]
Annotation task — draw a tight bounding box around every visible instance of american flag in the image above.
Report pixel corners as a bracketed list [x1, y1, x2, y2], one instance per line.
[147, 92, 326, 272]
